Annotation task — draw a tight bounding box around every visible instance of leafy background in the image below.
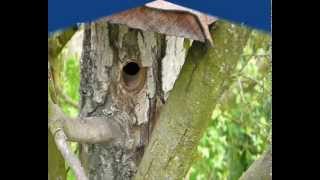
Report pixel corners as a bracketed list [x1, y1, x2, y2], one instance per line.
[57, 28, 271, 180]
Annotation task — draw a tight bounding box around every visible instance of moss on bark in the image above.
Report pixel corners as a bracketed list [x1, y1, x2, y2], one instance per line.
[135, 20, 253, 180]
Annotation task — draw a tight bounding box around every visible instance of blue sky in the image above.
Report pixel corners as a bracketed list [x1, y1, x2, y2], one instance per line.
[48, 0, 271, 33]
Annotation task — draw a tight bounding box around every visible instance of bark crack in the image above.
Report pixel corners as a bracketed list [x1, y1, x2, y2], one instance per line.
[164, 128, 188, 170]
[185, 42, 208, 92]
[185, 62, 198, 92]
[144, 158, 154, 180]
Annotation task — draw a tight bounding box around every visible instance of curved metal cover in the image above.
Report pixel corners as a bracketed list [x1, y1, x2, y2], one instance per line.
[100, 0, 218, 45]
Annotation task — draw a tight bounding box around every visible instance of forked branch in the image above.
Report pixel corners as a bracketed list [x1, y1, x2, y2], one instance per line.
[48, 89, 122, 180]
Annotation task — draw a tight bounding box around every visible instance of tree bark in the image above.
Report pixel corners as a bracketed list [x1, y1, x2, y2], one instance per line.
[239, 146, 272, 180]
[76, 19, 270, 180]
[134, 21, 252, 180]
[78, 20, 190, 180]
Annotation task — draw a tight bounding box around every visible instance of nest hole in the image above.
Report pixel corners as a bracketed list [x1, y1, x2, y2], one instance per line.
[123, 62, 140, 75]
[122, 62, 145, 92]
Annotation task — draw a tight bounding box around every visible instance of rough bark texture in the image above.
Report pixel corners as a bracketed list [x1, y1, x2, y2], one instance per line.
[48, 96, 122, 144]
[239, 146, 272, 180]
[79, 20, 189, 180]
[134, 20, 252, 180]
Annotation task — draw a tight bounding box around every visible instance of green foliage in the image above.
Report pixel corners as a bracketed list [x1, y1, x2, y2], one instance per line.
[62, 57, 80, 180]
[187, 31, 271, 180]
[58, 41, 81, 180]
[67, 169, 76, 180]
[64, 58, 80, 101]
[59, 57, 80, 118]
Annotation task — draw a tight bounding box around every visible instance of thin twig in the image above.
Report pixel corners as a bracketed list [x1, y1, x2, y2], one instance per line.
[240, 75, 265, 89]
[54, 129, 88, 180]
[56, 86, 79, 109]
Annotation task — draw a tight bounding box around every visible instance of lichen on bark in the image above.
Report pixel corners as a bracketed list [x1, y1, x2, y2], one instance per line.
[78, 20, 191, 180]
[135, 20, 253, 180]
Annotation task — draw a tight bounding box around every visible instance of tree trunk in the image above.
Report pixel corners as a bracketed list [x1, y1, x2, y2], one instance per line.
[78, 19, 265, 179]
[79, 20, 189, 180]
[135, 20, 252, 180]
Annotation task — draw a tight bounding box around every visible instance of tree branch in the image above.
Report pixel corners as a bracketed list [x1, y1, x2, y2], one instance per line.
[239, 146, 272, 180]
[134, 20, 254, 180]
[54, 129, 89, 180]
[48, 25, 79, 107]
[48, 25, 79, 60]
[219, 33, 271, 111]
[56, 86, 79, 109]
[49, 87, 122, 180]
[48, 94, 122, 144]
[48, 25, 84, 180]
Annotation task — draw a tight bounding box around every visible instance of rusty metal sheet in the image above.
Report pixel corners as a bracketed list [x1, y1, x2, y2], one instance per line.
[99, 0, 218, 45]
[145, 0, 217, 25]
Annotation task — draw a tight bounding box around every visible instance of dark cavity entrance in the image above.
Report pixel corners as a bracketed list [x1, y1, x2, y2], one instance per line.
[123, 62, 140, 76]
[122, 62, 145, 92]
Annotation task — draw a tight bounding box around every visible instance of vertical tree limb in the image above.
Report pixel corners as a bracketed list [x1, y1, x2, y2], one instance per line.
[135, 20, 253, 180]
